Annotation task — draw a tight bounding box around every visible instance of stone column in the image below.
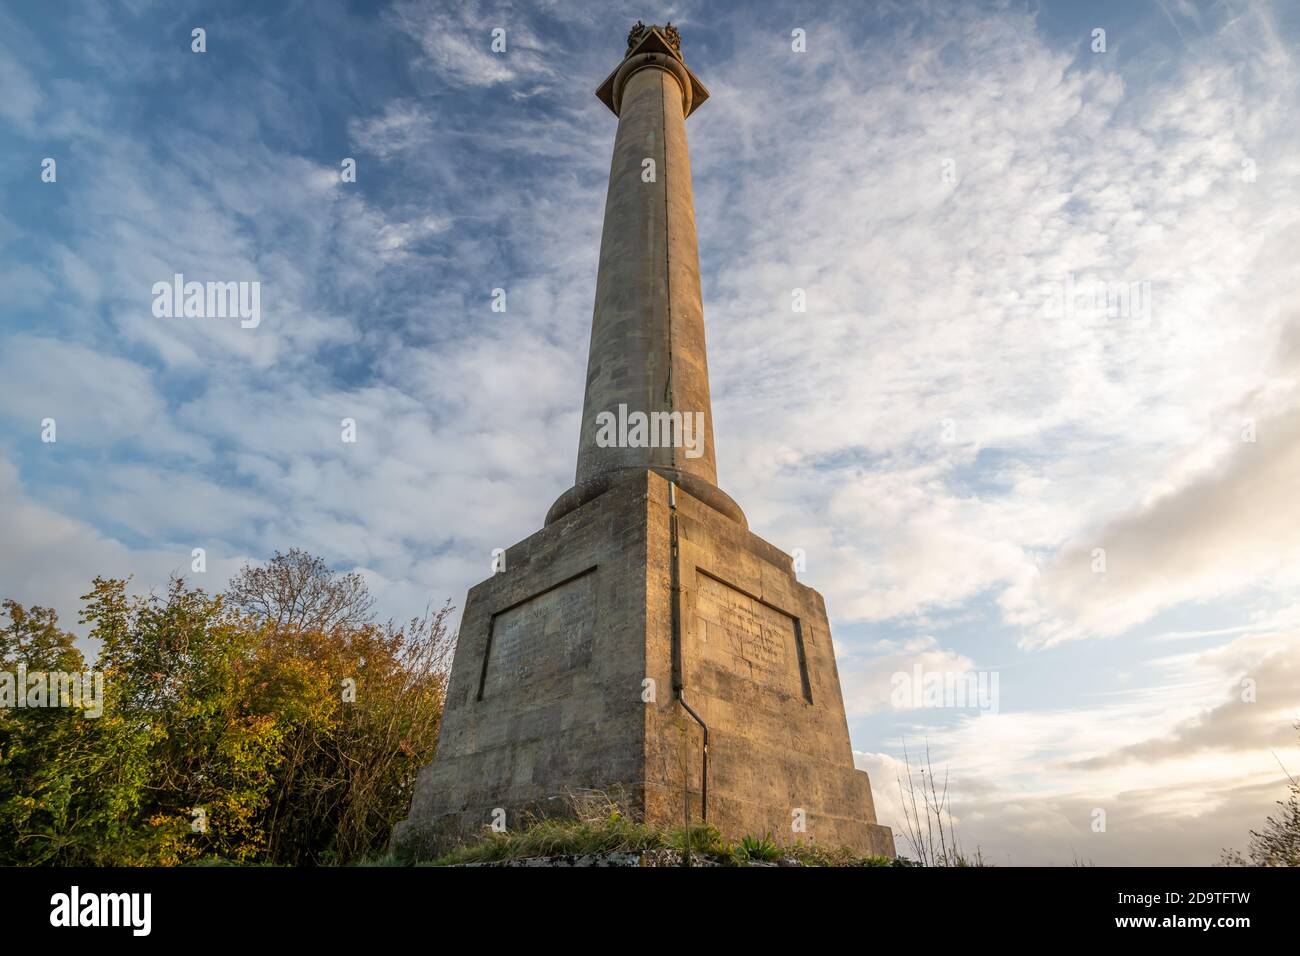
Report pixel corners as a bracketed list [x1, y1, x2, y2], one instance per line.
[393, 26, 894, 863]
[547, 28, 745, 527]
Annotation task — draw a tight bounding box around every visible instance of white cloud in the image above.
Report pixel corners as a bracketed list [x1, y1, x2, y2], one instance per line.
[349, 100, 436, 160]
[680, 4, 1300, 655]
[1011, 391, 1300, 645]
[838, 635, 976, 717]
[0, 59, 40, 129]
[857, 616, 1300, 864]
[0, 334, 206, 458]
[0, 457, 249, 648]
[386, 0, 556, 89]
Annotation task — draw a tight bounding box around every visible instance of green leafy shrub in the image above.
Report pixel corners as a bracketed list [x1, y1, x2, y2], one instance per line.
[0, 551, 453, 866]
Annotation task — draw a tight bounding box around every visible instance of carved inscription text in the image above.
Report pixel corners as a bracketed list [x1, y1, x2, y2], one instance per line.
[693, 572, 807, 698]
[481, 571, 596, 700]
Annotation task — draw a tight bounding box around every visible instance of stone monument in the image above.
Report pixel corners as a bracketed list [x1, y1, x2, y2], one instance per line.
[393, 23, 895, 859]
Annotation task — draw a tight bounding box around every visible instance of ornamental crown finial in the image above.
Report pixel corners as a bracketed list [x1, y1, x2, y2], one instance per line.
[626, 21, 682, 56]
[663, 22, 681, 53]
[627, 21, 648, 51]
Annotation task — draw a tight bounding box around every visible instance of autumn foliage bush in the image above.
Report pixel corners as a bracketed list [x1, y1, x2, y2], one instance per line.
[0, 550, 452, 866]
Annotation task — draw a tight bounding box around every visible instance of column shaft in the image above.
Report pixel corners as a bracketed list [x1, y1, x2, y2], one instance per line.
[548, 59, 744, 527]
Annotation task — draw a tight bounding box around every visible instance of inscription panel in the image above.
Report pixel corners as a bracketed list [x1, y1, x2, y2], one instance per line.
[482, 572, 596, 700]
[693, 572, 806, 698]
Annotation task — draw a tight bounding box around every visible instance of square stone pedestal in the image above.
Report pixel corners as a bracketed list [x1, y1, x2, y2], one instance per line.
[392, 470, 894, 859]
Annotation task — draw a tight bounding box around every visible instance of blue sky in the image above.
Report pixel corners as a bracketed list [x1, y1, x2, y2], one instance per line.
[2, 0, 1298, 865]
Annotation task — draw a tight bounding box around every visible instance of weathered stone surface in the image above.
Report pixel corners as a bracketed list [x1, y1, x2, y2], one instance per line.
[392, 475, 651, 859]
[392, 472, 893, 860]
[643, 471, 894, 857]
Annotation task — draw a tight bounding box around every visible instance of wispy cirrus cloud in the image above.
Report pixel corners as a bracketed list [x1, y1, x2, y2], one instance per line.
[386, 0, 558, 89]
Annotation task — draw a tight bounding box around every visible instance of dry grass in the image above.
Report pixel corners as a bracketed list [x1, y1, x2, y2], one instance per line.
[413, 789, 900, 867]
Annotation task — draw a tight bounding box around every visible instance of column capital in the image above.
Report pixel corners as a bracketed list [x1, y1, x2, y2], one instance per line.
[595, 23, 709, 119]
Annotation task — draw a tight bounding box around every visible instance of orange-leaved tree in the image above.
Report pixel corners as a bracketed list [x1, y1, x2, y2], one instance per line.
[0, 550, 453, 866]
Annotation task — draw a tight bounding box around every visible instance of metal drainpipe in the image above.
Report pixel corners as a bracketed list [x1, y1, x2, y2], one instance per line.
[669, 481, 709, 866]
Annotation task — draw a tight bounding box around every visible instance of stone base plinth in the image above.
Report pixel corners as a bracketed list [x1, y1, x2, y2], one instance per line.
[392, 470, 893, 861]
